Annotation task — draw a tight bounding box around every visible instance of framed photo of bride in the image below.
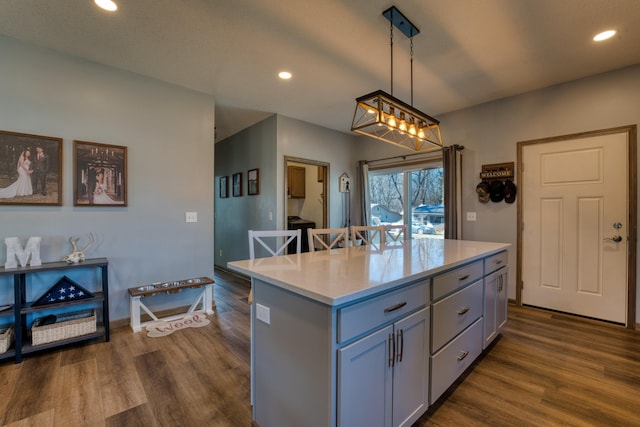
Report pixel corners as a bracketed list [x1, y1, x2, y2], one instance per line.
[73, 140, 128, 206]
[0, 130, 63, 206]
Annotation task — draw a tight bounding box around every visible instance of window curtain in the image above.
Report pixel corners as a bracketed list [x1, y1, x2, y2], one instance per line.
[358, 160, 371, 226]
[443, 145, 464, 239]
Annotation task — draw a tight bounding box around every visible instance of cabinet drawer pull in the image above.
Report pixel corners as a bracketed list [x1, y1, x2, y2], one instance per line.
[457, 350, 469, 361]
[494, 260, 503, 265]
[388, 333, 395, 367]
[457, 307, 470, 315]
[396, 329, 404, 363]
[384, 301, 407, 313]
[458, 274, 470, 281]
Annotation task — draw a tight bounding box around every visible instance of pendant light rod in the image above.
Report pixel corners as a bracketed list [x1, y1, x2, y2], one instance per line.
[390, 17, 394, 96]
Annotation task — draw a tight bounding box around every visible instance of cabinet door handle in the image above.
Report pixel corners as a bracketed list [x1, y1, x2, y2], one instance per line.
[458, 274, 470, 281]
[457, 350, 469, 361]
[396, 329, 404, 363]
[384, 301, 407, 313]
[457, 307, 470, 315]
[388, 333, 395, 367]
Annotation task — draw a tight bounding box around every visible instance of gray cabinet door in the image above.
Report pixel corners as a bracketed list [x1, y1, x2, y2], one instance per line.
[338, 324, 393, 427]
[392, 307, 430, 427]
[497, 269, 508, 332]
[483, 270, 498, 349]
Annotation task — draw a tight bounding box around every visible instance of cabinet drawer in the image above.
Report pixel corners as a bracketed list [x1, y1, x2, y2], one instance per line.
[485, 251, 508, 275]
[430, 318, 483, 404]
[337, 281, 428, 343]
[431, 279, 483, 351]
[432, 260, 483, 300]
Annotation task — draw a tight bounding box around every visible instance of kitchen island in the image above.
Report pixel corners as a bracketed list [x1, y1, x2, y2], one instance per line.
[228, 238, 510, 427]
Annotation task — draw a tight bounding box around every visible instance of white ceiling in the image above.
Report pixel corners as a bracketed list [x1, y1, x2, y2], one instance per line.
[1, 0, 639, 142]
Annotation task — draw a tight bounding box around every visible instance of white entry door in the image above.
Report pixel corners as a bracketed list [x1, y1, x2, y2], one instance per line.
[521, 132, 628, 324]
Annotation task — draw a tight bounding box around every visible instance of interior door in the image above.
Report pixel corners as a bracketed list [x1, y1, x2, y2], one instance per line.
[521, 132, 628, 323]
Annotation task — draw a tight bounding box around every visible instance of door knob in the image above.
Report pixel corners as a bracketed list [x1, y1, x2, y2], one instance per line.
[604, 235, 623, 243]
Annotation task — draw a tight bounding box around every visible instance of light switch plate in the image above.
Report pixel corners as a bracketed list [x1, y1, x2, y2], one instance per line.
[186, 212, 198, 223]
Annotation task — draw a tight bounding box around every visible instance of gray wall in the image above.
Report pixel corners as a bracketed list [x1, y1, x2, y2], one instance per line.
[0, 37, 216, 322]
[276, 115, 359, 229]
[441, 64, 640, 315]
[214, 116, 278, 265]
[214, 114, 360, 266]
[354, 64, 640, 320]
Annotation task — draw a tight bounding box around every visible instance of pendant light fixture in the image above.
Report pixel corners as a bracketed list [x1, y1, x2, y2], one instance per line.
[351, 6, 443, 152]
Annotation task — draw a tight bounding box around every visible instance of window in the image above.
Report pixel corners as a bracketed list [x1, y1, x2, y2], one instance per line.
[368, 160, 444, 239]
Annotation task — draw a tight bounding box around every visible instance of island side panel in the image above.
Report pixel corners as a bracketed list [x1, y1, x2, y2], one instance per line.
[253, 278, 335, 427]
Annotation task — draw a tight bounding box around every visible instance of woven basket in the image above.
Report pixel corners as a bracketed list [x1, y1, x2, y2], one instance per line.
[31, 309, 96, 346]
[0, 325, 13, 354]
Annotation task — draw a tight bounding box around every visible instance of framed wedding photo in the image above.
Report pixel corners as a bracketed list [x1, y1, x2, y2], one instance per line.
[0, 130, 62, 206]
[219, 176, 228, 198]
[248, 168, 259, 195]
[73, 140, 127, 206]
[232, 172, 242, 197]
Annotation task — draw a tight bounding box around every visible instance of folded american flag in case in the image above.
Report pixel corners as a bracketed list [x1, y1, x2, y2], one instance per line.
[32, 276, 94, 306]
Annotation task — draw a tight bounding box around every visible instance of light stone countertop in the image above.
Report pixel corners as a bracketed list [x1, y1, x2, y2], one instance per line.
[228, 238, 510, 307]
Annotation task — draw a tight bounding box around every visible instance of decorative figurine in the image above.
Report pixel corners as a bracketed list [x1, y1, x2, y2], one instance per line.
[62, 233, 94, 264]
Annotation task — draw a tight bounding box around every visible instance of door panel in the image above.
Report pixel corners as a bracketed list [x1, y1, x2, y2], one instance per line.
[338, 325, 393, 427]
[522, 132, 628, 323]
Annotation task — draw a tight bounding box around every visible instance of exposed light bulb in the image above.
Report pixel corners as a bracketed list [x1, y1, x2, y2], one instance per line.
[387, 108, 397, 128]
[278, 71, 292, 79]
[95, 0, 117, 11]
[418, 128, 425, 139]
[399, 113, 407, 132]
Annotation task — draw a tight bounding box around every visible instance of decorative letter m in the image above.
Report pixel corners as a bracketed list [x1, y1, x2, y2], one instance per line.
[5, 237, 42, 268]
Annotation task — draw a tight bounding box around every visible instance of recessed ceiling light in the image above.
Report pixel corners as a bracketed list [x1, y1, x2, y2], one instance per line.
[95, 0, 118, 12]
[278, 71, 292, 80]
[593, 30, 616, 42]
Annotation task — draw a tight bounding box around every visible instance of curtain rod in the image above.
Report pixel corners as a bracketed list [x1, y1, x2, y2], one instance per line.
[363, 144, 464, 166]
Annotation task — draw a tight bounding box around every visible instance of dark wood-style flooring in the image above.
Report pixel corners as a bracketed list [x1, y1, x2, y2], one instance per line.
[0, 268, 638, 426]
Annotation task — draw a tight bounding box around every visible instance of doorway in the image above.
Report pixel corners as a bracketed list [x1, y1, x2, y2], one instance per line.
[284, 156, 329, 251]
[517, 125, 637, 328]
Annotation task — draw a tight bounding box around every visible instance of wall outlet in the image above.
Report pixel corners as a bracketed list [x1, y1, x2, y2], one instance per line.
[186, 212, 198, 223]
[466, 212, 477, 221]
[256, 303, 271, 324]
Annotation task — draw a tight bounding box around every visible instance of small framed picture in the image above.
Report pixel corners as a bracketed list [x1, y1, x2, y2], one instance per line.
[219, 176, 228, 198]
[0, 130, 63, 206]
[73, 140, 127, 206]
[232, 172, 242, 197]
[248, 168, 259, 195]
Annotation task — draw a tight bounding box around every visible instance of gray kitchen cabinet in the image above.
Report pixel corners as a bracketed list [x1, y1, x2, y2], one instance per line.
[483, 254, 508, 349]
[338, 307, 430, 427]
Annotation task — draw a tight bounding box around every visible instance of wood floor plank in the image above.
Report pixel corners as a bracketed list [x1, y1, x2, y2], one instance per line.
[105, 404, 159, 427]
[3, 409, 54, 427]
[95, 330, 148, 419]
[0, 352, 60, 425]
[52, 358, 105, 427]
[1, 269, 639, 426]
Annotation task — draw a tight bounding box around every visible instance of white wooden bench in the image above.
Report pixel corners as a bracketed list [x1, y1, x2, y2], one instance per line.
[128, 276, 214, 332]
